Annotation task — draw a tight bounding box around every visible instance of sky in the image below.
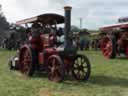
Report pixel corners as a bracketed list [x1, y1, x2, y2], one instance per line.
[1, 0, 128, 29]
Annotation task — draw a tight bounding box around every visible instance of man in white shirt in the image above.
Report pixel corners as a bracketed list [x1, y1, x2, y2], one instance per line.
[56, 28, 65, 47]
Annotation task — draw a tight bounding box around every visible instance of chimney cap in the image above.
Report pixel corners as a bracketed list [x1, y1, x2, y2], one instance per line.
[64, 6, 72, 10]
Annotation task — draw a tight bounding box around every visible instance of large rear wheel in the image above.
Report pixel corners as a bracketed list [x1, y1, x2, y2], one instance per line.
[47, 55, 65, 82]
[19, 47, 36, 76]
[72, 54, 91, 81]
[101, 35, 116, 59]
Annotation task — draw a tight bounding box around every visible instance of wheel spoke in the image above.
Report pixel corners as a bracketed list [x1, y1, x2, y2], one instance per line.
[80, 71, 84, 79]
[76, 59, 78, 65]
[52, 58, 56, 66]
[103, 47, 107, 51]
[83, 67, 88, 72]
[80, 57, 83, 65]
[82, 63, 87, 67]
[77, 70, 80, 78]
[104, 51, 109, 56]
[54, 70, 60, 78]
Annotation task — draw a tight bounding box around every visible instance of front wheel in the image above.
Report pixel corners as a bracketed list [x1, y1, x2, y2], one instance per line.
[72, 54, 91, 81]
[47, 55, 65, 82]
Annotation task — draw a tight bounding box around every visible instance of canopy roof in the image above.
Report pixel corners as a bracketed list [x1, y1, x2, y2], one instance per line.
[100, 22, 128, 31]
[16, 13, 65, 25]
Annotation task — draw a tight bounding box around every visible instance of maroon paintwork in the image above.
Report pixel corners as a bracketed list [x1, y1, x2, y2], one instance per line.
[100, 22, 128, 31]
[100, 22, 128, 59]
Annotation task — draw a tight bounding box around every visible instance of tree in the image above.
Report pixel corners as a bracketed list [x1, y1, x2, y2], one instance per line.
[5, 24, 26, 50]
[0, 4, 9, 31]
[0, 4, 10, 47]
[71, 25, 80, 32]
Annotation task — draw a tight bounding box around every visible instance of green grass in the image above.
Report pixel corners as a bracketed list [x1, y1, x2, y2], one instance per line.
[0, 50, 128, 96]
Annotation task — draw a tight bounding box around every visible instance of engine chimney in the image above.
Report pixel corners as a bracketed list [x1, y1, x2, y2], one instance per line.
[64, 6, 72, 48]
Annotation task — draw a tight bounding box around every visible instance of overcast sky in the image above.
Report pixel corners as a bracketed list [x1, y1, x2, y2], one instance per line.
[1, 0, 128, 29]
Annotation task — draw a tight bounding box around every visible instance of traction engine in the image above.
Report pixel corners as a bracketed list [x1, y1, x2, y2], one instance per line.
[11, 6, 91, 82]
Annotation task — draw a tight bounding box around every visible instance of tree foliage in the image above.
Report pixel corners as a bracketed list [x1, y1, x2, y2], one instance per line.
[4, 24, 26, 50]
[71, 25, 80, 32]
[0, 4, 9, 31]
[0, 5, 27, 49]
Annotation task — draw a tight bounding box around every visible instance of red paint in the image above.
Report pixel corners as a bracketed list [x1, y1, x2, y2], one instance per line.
[38, 53, 44, 64]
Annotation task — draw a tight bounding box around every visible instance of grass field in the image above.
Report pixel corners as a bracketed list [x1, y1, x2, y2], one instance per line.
[0, 49, 128, 96]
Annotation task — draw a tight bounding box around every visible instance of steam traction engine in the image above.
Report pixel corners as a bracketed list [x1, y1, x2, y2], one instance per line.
[100, 17, 128, 59]
[15, 6, 91, 82]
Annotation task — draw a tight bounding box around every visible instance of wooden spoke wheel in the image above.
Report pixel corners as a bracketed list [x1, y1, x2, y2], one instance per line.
[47, 55, 64, 82]
[19, 48, 36, 76]
[101, 35, 116, 59]
[72, 54, 91, 81]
